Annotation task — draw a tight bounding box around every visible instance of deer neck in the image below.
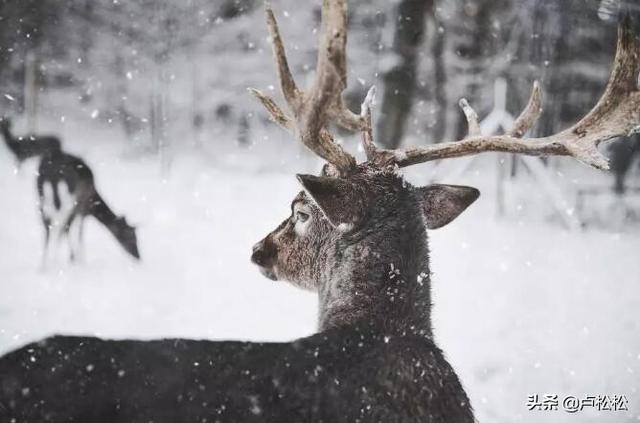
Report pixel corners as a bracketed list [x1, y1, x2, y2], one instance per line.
[91, 193, 119, 231]
[1, 126, 16, 149]
[317, 213, 433, 338]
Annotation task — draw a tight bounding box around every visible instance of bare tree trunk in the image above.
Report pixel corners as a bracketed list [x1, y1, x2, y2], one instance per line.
[79, 0, 93, 67]
[24, 50, 38, 132]
[237, 113, 250, 147]
[376, 0, 431, 149]
[431, 10, 446, 143]
[149, 92, 159, 153]
[189, 47, 203, 149]
[154, 66, 171, 175]
[451, 1, 495, 142]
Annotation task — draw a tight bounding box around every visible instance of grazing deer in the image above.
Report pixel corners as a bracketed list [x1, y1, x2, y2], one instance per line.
[0, 117, 61, 163]
[0, 117, 140, 263]
[1, 3, 639, 423]
[37, 148, 140, 264]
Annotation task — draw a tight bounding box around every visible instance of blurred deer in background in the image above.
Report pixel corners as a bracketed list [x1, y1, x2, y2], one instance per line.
[37, 149, 140, 265]
[1, 2, 639, 422]
[0, 116, 140, 265]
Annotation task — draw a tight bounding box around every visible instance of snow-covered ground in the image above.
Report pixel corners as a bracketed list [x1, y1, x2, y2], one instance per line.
[1, 122, 639, 422]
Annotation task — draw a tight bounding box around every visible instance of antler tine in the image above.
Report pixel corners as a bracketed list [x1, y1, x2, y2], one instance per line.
[264, 4, 302, 111]
[298, 0, 356, 171]
[306, 0, 368, 133]
[312, 0, 348, 97]
[360, 86, 377, 160]
[300, 0, 351, 156]
[384, 17, 640, 171]
[247, 88, 294, 130]
[333, 98, 370, 131]
[249, 1, 356, 173]
[458, 99, 482, 137]
[250, 90, 355, 172]
[507, 81, 543, 138]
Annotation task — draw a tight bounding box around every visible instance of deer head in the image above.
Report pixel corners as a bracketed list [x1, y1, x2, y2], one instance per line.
[252, 165, 478, 333]
[0, 117, 13, 141]
[0, 116, 11, 131]
[250, 1, 640, 333]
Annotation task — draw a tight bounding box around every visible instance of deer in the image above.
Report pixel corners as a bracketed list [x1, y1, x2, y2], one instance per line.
[1, 1, 639, 422]
[0, 117, 140, 264]
[0, 116, 62, 163]
[36, 148, 141, 264]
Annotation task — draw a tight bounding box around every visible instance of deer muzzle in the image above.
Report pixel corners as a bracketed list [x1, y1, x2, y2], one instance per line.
[251, 239, 278, 281]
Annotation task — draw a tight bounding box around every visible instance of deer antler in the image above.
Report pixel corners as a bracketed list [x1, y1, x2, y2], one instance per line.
[374, 17, 640, 171]
[252, 2, 640, 174]
[249, 0, 373, 173]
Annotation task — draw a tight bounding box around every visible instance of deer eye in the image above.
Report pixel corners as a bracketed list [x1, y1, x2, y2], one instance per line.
[295, 211, 310, 223]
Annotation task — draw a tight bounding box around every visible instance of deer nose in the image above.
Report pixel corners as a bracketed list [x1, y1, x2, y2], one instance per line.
[251, 241, 270, 267]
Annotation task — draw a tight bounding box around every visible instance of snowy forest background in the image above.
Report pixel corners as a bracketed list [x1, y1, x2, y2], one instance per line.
[0, 0, 639, 422]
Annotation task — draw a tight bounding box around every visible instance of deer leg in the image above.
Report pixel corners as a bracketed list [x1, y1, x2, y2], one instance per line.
[63, 211, 81, 264]
[70, 215, 85, 263]
[75, 216, 85, 263]
[51, 182, 78, 263]
[67, 218, 76, 263]
[38, 182, 56, 271]
[39, 214, 52, 271]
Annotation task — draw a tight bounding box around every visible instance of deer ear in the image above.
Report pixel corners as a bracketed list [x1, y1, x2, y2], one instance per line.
[297, 174, 362, 229]
[417, 184, 479, 229]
